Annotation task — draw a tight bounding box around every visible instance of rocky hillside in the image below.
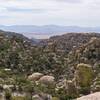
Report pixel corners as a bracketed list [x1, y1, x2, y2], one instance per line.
[0, 31, 99, 99]
[40, 33, 100, 53]
[0, 30, 65, 75]
[0, 30, 38, 45]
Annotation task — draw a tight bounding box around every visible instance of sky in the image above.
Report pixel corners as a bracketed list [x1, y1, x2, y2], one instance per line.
[0, 0, 100, 27]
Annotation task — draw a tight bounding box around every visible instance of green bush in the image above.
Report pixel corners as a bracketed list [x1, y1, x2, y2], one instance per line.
[52, 97, 60, 100]
[12, 96, 26, 100]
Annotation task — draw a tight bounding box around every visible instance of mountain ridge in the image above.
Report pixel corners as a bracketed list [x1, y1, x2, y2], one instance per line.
[0, 25, 100, 38]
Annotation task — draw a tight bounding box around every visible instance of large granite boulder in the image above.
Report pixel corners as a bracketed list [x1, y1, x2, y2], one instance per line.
[39, 75, 55, 85]
[77, 92, 100, 100]
[28, 72, 43, 81]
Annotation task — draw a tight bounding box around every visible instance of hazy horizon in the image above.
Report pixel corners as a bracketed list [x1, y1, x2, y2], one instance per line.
[0, 25, 100, 39]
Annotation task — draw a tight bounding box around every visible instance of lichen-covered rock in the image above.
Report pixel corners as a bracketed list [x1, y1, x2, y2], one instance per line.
[74, 63, 94, 95]
[75, 63, 94, 87]
[28, 72, 43, 81]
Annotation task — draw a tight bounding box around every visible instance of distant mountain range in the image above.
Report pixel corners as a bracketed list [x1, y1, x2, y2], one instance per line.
[0, 25, 100, 39]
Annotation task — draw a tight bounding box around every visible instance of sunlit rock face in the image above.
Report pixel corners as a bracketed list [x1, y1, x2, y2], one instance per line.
[77, 92, 100, 100]
[28, 72, 44, 81]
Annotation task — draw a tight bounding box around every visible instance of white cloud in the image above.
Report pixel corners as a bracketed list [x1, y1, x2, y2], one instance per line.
[0, 0, 100, 26]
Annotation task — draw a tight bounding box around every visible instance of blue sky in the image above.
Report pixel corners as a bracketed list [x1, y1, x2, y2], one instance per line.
[0, 0, 100, 27]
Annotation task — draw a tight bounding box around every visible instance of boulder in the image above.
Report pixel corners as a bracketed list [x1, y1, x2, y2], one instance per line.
[39, 75, 55, 85]
[28, 72, 43, 81]
[77, 92, 100, 100]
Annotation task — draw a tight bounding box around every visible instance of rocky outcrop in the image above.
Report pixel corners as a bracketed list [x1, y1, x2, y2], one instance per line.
[32, 93, 52, 100]
[28, 73, 55, 85]
[28, 72, 43, 81]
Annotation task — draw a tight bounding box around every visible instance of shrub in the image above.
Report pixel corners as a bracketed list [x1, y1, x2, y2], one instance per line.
[5, 89, 12, 100]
